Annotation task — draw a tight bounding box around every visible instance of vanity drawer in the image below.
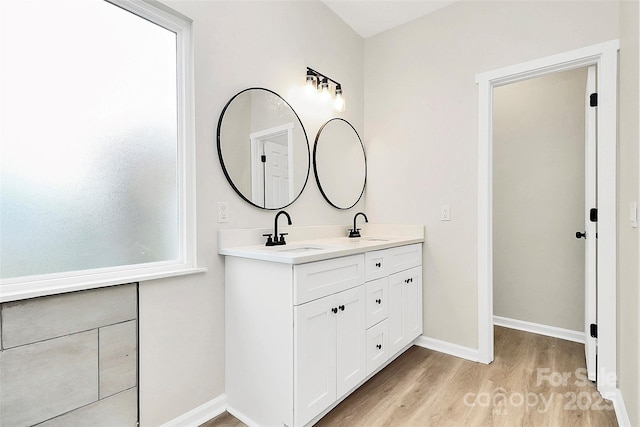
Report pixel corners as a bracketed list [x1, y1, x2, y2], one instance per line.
[365, 277, 389, 328]
[388, 244, 422, 274]
[365, 249, 390, 282]
[293, 254, 365, 305]
[366, 319, 389, 376]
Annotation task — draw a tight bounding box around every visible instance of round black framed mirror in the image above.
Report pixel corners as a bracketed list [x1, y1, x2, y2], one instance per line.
[217, 88, 310, 210]
[313, 118, 366, 209]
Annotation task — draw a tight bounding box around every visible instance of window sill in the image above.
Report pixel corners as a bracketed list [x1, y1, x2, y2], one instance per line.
[0, 267, 207, 303]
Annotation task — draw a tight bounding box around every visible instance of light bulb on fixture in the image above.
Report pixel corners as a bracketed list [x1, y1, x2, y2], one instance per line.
[305, 70, 316, 96]
[320, 77, 330, 101]
[334, 84, 345, 112]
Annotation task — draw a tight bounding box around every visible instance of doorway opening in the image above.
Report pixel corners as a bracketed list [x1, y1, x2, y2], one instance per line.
[475, 40, 619, 398]
[492, 66, 597, 381]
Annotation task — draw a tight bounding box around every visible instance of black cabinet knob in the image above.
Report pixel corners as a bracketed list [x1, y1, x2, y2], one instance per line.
[375, 262, 381, 268]
[376, 344, 382, 350]
[331, 307, 338, 314]
[375, 299, 381, 304]
[576, 231, 586, 239]
[339, 305, 345, 311]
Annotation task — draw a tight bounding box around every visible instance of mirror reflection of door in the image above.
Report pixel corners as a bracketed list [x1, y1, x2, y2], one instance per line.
[250, 123, 294, 208]
[264, 138, 289, 207]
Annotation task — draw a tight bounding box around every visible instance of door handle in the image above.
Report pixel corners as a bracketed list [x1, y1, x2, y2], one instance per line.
[575, 231, 586, 239]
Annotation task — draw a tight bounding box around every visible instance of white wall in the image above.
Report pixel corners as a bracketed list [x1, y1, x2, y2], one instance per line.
[618, 0, 640, 424]
[138, 2, 364, 425]
[493, 68, 587, 332]
[364, 1, 619, 349]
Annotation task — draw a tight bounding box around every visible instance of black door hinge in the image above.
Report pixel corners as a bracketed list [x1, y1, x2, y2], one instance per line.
[590, 93, 598, 107]
[590, 208, 598, 222]
[590, 323, 598, 338]
[261, 154, 267, 163]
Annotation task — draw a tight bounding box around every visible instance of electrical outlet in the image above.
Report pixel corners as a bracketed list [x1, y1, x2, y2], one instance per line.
[441, 205, 451, 221]
[218, 202, 229, 223]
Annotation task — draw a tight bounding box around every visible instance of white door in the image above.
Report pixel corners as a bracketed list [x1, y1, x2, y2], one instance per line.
[584, 65, 597, 381]
[294, 295, 337, 427]
[264, 139, 289, 208]
[335, 286, 366, 398]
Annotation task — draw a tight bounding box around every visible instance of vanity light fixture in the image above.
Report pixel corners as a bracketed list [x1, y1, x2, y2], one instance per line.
[305, 67, 345, 112]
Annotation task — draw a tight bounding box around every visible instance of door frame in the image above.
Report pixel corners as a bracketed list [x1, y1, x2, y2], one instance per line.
[475, 39, 619, 397]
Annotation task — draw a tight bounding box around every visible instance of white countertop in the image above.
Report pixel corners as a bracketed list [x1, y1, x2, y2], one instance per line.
[218, 224, 425, 264]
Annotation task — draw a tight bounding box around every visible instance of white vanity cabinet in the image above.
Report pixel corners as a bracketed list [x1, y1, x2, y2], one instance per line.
[224, 242, 422, 427]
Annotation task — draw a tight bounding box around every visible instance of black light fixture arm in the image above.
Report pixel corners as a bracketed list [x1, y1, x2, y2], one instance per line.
[306, 67, 342, 89]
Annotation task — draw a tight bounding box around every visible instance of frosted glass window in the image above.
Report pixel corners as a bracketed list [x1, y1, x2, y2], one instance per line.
[1, 0, 179, 279]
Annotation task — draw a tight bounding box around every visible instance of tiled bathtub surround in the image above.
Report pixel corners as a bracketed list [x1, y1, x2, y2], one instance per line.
[0, 284, 138, 426]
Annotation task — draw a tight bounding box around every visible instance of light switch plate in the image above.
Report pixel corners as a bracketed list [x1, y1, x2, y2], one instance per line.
[440, 205, 451, 221]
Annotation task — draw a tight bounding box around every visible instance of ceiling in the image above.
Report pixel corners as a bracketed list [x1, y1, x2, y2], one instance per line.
[322, 1, 457, 39]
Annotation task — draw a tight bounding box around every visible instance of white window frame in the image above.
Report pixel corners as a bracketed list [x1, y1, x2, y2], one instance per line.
[0, 0, 203, 303]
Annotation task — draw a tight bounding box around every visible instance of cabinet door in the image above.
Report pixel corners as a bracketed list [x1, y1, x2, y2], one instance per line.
[294, 295, 337, 427]
[403, 267, 423, 342]
[389, 266, 423, 356]
[335, 285, 366, 398]
[388, 271, 406, 356]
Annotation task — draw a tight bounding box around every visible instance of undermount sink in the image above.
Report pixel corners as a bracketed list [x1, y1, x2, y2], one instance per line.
[276, 245, 332, 253]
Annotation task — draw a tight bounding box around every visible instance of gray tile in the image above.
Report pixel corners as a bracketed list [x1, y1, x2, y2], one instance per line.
[2, 284, 137, 348]
[0, 330, 99, 427]
[99, 320, 137, 398]
[36, 387, 138, 427]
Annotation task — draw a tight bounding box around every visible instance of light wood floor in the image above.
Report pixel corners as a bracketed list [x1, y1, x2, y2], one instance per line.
[201, 327, 617, 427]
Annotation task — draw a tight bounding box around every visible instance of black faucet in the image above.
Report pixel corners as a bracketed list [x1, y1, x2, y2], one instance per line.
[349, 212, 368, 238]
[264, 210, 292, 246]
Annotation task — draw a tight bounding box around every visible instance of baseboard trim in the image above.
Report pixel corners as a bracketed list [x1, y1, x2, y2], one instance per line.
[493, 316, 584, 343]
[226, 406, 261, 427]
[414, 335, 479, 362]
[159, 394, 227, 427]
[608, 388, 632, 427]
